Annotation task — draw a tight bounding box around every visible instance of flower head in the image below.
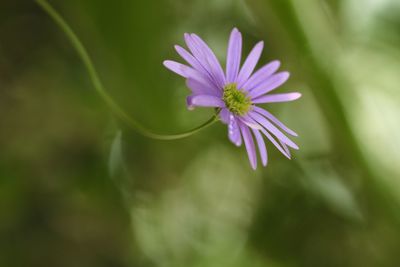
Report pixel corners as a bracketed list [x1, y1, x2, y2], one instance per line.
[164, 28, 301, 169]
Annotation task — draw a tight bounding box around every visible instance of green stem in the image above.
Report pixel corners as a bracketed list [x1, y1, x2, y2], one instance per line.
[35, 0, 220, 141]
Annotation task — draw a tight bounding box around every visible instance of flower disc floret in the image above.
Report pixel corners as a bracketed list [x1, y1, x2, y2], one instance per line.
[223, 83, 252, 116]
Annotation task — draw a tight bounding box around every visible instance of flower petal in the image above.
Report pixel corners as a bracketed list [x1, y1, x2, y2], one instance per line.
[250, 72, 290, 99]
[184, 34, 222, 89]
[190, 34, 226, 88]
[252, 129, 268, 166]
[163, 60, 191, 78]
[238, 116, 263, 130]
[186, 79, 220, 96]
[226, 28, 242, 83]
[260, 128, 291, 159]
[279, 140, 292, 158]
[184, 33, 207, 66]
[252, 92, 302, 104]
[242, 115, 291, 159]
[237, 41, 264, 86]
[186, 95, 225, 110]
[229, 115, 242, 147]
[219, 108, 230, 124]
[238, 121, 257, 170]
[253, 106, 298, 136]
[181, 66, 218, 92]
[248, 111, 298, 149]
[240, 60, 280, 90]
[175, 45, 211, 77]
[163, 60, 215, 91]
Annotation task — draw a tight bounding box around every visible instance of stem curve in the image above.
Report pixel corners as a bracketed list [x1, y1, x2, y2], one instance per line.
[35, 0, 220, 140]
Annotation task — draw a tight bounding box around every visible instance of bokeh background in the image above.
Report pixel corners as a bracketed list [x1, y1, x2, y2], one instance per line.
[1, 0, 400, 266]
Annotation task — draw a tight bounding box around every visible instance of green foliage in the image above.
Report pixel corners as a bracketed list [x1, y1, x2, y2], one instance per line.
[1, 0, 400, 267]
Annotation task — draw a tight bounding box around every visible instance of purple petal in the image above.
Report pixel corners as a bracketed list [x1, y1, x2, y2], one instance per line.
[241, 115, 291, 158]
[240, 60, 280, 90]
[184, 33, 207, 67]
[186, 95, 225, 110]
[226, 28, 242, 83]
[220, 108, 230, 124]
[186, 79, 220, 96]
[184, 34, 222, 89]
[238, 116, 263, 130]
[248, 111, 299, 149]
[279, 140, 292, 158]
[190, 34, 226, 88]
[164, 60, 215, 91]
[237, 41, 264, 86]
[228, 115, 242, 147]
[163, 60, 191, 78]
[175, 45, 211, 77]
[250, 72, 290, 99]
[260, 128, 291, 159]
[252, 129, 268, 166]
[238, 121, 257, 170]
[180, 65, 218, 91]
[253, 106, 298, 136]
[252, 92, 302, 104]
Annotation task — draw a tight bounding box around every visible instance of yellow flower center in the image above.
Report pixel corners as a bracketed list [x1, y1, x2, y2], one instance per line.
[223, 83, 252, 116]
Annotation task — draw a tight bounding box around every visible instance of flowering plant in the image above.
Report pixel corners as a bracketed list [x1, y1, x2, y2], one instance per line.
[164, 28, 301, 169]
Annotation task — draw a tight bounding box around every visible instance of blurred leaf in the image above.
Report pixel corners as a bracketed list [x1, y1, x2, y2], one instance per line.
[301, 167, 363, 221]
[108, 130, 123, 178]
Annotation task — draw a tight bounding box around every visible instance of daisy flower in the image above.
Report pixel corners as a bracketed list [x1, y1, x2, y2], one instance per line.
[164, 28, 301, 169]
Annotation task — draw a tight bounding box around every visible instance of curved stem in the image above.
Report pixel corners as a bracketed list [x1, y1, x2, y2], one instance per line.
[35, 0, 220, 140]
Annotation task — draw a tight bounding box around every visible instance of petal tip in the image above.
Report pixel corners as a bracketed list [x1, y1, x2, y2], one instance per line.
[231, 27, 242, 38]
[262, 162, 268, 167]
[293, 92, 302, 100]
[282, 71, 290, 79]
[186, 96, 194, 110]
[190, 33, 201, 40]
[184, 33, 191, 41]
[163, 60, 173, 68]
[251, 162, 257, 170]
[271, 60, 281, 69]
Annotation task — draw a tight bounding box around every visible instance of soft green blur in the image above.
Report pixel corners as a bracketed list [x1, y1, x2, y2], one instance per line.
[1, 0, 400, 266]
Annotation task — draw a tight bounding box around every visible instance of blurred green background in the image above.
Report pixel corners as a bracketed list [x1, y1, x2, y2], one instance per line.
[1, 0, 400, 266]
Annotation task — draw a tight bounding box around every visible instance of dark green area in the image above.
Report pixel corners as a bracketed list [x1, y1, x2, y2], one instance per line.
[1, 0, 400, 266]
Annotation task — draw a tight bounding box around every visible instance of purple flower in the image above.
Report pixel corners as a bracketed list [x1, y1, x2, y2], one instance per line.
[164, 28, 301, 169]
